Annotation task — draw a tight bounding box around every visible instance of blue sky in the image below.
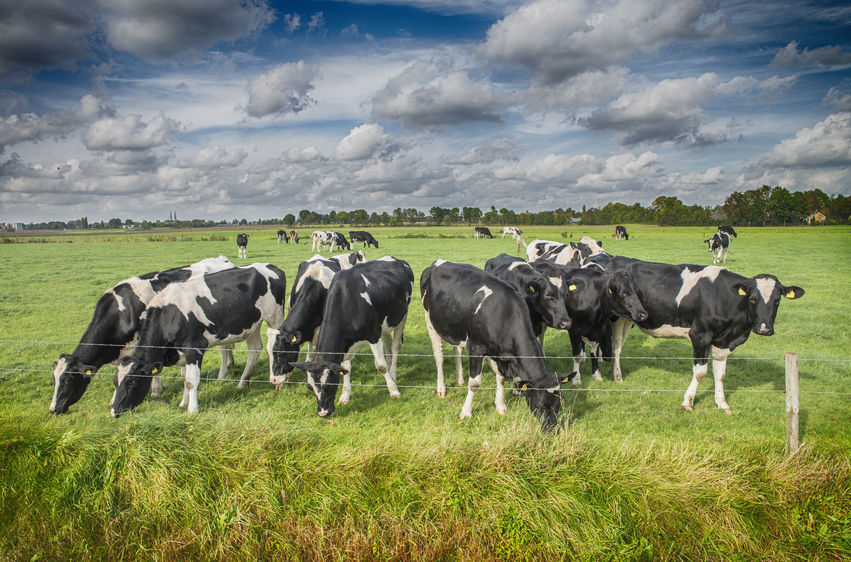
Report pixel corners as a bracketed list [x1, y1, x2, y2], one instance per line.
[1, 0, 850, 223]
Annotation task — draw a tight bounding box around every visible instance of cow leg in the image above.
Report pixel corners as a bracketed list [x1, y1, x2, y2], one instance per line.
[339, 347, 359, 405]
[589, 341, 603, 381]
[424, 310, 448, 397]
[306, 327, 320, 361]
[264, 329, 278, 381]
[368, 337, 401, 399]
[488, 358, 507, 415]
[683, 339, 711, 411]
[537, 324, 547, 351]
[387, 316, 406, 383]
[454, 346, 464, 385]
[711, 346, 732, 414]
[611, 318, 633, 382]
[722, 248, 728, 264]
[237, 330, 263, 390]
[151, 375, 163, 397]
[460, 347, 485, 419]
[217, 344, 234, 380]
[569, 332, 584, 385]
[183, 363, 202, 414]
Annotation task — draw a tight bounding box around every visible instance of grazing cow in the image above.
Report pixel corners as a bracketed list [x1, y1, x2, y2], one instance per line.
[606, 257, 804, 412]
[474, 226, 493, 239]
[530, 260, 647, 384]
[615, 225, 629, 241]
[110, 264, 287, 416]
[502, 226, 522, 239]
[349, 230, 379, 249]
[289, 257, 414, 417]
[277, 230, 289, 244]
[236, 233, 248, 258]
[484, 254, 571, 339]
[269, 252, 366, 383]
[330, 231, 351, 251]
[420, 260, 563, 430]
[311, 231, 333, 252]
[525, 239, 603, 266]
[50, 256, 235, 414]
[705, 232, 731, 264]
[289, 230, 299, 244]
[718, 225, 737, 238]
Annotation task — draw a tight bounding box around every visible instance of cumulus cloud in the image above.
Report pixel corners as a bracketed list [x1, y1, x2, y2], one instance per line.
[824, 86, 851, 112]
[83, 114, 181, 151]
[245, 61, 317, 118]
[0, 95, 115, 152]
[478, 0, 715, 85]
[455, 138, 520, 164]
[517, 67, 630, 111]
[759, 112, 851, 168]
[335, 123, 390, 161]
[771, 41, 851, 68]
[284, 146, 322, 163]
[175, 146, 247, 169]
[101, 0, 275, 61]
[371, 63, 503, 127]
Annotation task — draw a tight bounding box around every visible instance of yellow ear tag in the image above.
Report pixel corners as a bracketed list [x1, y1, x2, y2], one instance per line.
[568, 284, 577, 291]
[291, 336, 297, 343]
[151, 367, 159, 374]
[529, 285, 535, 293]
[85, 370, 92, 376]
[786, 290, 796, 298]
[339, 371, 345, 376]
[608, 288, 612, 294]
[738, 288, 747, 296]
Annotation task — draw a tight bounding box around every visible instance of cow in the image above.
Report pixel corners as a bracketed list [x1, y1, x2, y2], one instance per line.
[615, 225, 629, 241]
[718, 225, 737, 238]
[484, 254, 571, 340]
[529, 260, 647, 385]
[290, 230, 299, 244]
[502, 226, 522, 239]
[349, 230, 379, 249]
[420, 260, 563, 430]
[330, 232, 351, 251]
[269, 252, 366, 384]
[236, 233, 248, 258]
[525, 239, 603, 266]
[605, 257, 804, 412]
[474, 226, 493, 239]
[705, 232, 731, 264]
[311, 231, 332, 252]
[289, 257, 414, 417]
[277, 230, 289, 244]
[110, 263, 287, 416]
[50, 256, 235, 414]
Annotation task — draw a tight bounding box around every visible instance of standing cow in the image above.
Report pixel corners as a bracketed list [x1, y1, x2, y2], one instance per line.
[277, 230, 289, 244]
[289, 257, 413, 417]
[236, 233, 248, 258]
[606, 257, 803, 412]
[474, 227, 493, 239]
[502, 226, 522, 239]
[349, 230, 379, 249]
[615, 226, 629, 241]
[50, 256, 235, 414]
[704, 232, 731, 264]
[110, 263, 287, 416]
[420, 260, 563, 430]
[289, 230, 300, 244]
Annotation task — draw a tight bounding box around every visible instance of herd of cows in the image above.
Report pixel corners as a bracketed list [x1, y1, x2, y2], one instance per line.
[49, 225, 804, 430]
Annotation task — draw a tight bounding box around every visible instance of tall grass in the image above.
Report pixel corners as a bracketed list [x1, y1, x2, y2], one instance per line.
[1, 225, 849, 559]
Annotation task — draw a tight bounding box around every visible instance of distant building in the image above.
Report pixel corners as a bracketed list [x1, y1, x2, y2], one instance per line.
[804, 211, 826, 224]
[15, 222, 25, 231]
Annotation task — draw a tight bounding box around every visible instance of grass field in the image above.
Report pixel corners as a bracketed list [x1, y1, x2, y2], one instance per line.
[1, 224, 849, 560]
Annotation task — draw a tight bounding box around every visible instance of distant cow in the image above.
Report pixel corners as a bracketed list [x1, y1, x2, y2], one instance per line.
[474, 226, 493, 239]
[704, 232, 731, 264]
[289, 230, 299, 244]
[330, 231, 351, 251]
[50, 256, 235, 414]
[502, 226, 522, 239]
[420, 260, 563, 430]
[277, 230, 289, 244]
[236, 233, 248, 258]
[312, 231, 332, 252]
[349, 230, 379, 249]
[718, 225, 737, 238]
[606, 257, 803, 412]
[110, 264, 287, 416]
[615, 226, 629, 241]
[525, 239, 603, 266]
[290, 257, 414, 417]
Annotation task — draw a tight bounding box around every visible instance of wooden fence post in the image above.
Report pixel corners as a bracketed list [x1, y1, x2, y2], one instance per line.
[785, 352, 800, 456]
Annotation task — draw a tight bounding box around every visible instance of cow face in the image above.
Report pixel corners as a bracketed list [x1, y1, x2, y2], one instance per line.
[110, 360, 159, 417]
[291, 360, 347, 417]
[734, 275, 804, 336]
[268, 329, 300, 386]
[523, 385, 561, 432]
[607, 271, 648, 322]
[50, 354, 94, 413]
[527, 278, 571, 330]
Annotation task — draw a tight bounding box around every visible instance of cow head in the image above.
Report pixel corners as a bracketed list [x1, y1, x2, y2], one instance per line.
[606, 271, 648, 322]
[110, 359, 158, 417]
[348, 251, 365, 266]
[291, 360, 346, 417]
[733, 275, 804, 336]
[267, 328, 300, 387]
[526, 277, 571, 330]
[502, 361, 561, 431]
[50, 354, 95, 413]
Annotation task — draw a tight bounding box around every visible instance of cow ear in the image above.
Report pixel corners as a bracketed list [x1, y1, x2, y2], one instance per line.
[526, 279, 542, 295]
[782, 285, 805, 299]
[146, 362, 164, 376]
[290, 361, 312, 372]
[733, 283, 750, 296]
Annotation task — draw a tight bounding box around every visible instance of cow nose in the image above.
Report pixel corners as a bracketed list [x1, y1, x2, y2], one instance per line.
[110, 408, 118, 418]
[558, 319, 571, 330]
[754, 323, 773, 336]
[318, 409, 330, 418]
[635, 311, 648, 322]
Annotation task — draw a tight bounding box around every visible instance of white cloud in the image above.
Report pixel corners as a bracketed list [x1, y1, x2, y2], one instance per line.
[284, 146, 322, 162]
[245, 61, 317, 118]
[771, 41, 851, 68]
[335, 123, 390, 161]
[0, 95, 114, 151]
[83, 114, 182, 151]
[824, 87, 851, 112]
[175, 146, 247, 169]
[760, 112, 851, 167]
[455, 138, 520, 164]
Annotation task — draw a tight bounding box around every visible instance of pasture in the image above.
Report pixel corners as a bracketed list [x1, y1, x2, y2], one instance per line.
[1, 224, 849, 559]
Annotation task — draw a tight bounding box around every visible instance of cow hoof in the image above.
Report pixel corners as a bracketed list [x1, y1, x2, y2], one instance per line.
[437, 388, 446, 398]
[274, 383, 283, 391]
[496, 406, 507, 415]
[339, 396, 350, 405]
[459, 411, 472, 419]
[237, 382, 247, 390]
[390, 391, 401, 399]
[592, 372, 603, 381]
[681, 404, 693, 412]
[719, 406, 732, 415]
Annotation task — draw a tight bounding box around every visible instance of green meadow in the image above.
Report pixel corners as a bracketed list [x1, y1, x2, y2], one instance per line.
[1, 224, 849, 560]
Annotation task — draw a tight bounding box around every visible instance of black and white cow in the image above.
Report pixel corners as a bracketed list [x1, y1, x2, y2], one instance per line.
[525, 238, 603, 266]
[236, 233, 248, 258]
[615, 225, 629, 241]
[502, 226, 522, 239]
[349, 230, 379, 249]
[718, 225, 737, 238]
[290, 230, 299, 244]
[530, 260, 647, 384]
[50, 256, 235, 414]
[269, 252, 366, 384]
[474, 226, 493, 239]
[277, 230, 289, 244]
[289, 257, 414, 417]
[330, 232, 351, 251]
[110, 263, 287, 416]
[704, 232, 731, 264]
[311, 231, 332, 252]
[420, 260, 563, 430]
[605, 257, 804, 412]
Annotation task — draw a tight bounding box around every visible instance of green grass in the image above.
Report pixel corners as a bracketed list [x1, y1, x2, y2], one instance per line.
[1, 225, 849, 560]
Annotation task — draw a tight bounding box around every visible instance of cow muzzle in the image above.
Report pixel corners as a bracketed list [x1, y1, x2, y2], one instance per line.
[753, 323, 774, 336]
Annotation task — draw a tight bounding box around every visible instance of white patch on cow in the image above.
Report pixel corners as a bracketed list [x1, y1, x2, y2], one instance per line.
[473, 285, 493, 315]
[360, 291, 372, 305]
[640, 324, 691, 339]
[361, 274, 371, 287]
[756, 277, 777, 304]
[508, 261, 532, 271]
[434, 259, 447, 267]
[295, 261, 336, 294]
[548, 276, 562, 288]
[675, 266, 724, 307]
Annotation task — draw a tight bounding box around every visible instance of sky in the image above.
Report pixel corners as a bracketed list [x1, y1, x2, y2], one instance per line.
[1, 0, 850, 223]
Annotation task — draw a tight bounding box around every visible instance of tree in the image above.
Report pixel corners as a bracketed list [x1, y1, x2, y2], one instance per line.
[462, 206, 482, 224]
[429, 207, 446, 225]
[107, 218, 123, 229]
[283, 214, 295, 226]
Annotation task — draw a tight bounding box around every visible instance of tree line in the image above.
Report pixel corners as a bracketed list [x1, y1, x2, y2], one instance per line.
[9, 186, 850, 232]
